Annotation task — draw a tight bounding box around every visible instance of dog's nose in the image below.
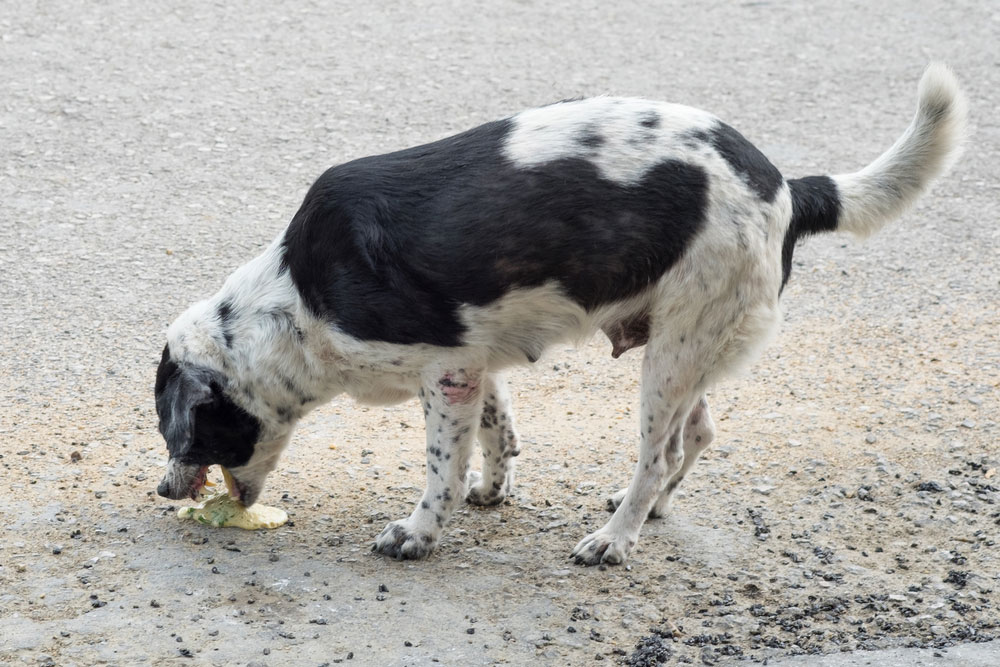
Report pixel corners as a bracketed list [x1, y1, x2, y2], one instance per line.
[156, 477, 172, 498]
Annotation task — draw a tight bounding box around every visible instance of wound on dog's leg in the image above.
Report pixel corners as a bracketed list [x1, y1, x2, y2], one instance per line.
[438, 370, 481, 405]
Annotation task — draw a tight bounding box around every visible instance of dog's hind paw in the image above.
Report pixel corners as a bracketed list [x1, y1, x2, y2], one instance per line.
[571, 528, 636, 566]
[465, 470, 508, 506]
[606, 488, 628, 513]
[607, 487, 669, 519]
[373, 520, 437, 560]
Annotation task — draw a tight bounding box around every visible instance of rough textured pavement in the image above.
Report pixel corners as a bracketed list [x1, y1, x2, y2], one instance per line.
[2, 1, 998, 665]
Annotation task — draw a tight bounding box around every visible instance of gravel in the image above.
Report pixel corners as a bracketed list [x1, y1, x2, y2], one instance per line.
[2, 0, 999, 665]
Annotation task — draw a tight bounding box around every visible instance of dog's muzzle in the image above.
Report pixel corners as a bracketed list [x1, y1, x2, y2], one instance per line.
[156, 460, 208, 500]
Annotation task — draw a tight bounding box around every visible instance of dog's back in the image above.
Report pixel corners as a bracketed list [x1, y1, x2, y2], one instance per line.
[282, 98, 787, 354]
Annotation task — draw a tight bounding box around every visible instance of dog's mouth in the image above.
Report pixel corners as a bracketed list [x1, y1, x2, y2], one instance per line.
[157, 461, 211, 501]
[156, 462, 256, 506]
[188, 465, 210, 500]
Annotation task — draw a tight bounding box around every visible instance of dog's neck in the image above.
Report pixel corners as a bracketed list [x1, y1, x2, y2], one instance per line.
[166, 238, 337, 432]
[172, 233, 447, 434]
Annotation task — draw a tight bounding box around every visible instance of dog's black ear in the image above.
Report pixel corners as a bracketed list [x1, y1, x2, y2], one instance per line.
[154, 346, 218, 458]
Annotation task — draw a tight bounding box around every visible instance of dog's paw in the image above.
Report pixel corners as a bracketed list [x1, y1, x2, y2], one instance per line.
[466, 470, 507, 506]
[606, 488, 628, 513]
[607, 487, 668, 519]
[373, 520, 437, 560]
[571, 528, 636, 566]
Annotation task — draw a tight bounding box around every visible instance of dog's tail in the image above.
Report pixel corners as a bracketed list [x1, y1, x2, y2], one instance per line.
[788, 64, 967, 240]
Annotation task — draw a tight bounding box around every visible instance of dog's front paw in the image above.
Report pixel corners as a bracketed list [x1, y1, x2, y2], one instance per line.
[466, 470, 507, 506]
[373, 520, 437, 560]
[571, 528, 636, 566]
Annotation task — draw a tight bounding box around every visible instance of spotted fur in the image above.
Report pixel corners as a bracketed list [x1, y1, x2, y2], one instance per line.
[155, 65, 965, 566]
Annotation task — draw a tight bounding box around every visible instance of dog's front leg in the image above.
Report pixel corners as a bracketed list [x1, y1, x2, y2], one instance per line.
[373, 368, 483, 560]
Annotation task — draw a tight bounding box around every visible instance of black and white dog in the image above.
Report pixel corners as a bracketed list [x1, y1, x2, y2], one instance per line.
[156, 66, 965, 565]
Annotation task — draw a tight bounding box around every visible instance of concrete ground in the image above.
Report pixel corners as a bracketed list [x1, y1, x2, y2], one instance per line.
[1, 1, 998, 665]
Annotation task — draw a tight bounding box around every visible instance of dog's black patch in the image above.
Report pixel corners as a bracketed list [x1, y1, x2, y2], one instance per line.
[639, 111, 661, 129]
[154, 344, 178, 398]
[282, 119, 708, 346]
[577, 126, 604, 148]
[782, 176, 841, 289]
[154, 345, 260, 467]
[217, 300, 235, 347]
[708, 122, 782, 203]
[188, 384, 261, 468]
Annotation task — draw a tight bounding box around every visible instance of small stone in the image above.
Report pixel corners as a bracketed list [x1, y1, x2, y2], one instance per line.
[865, 433, 877, 444]
[917, 481, 945, 493]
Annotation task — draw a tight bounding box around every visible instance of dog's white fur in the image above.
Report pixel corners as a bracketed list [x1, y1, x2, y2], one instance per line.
[162, 65, 965, 565]
[834, 63, 967, 237]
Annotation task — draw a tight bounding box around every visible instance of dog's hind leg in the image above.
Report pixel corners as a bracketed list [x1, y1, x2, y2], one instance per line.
[467, 373, 520, 506]
[650, 396, 715, 517]
[374, 366, 484, 560]
[608, 395, 715, 518]
[572, 343, 705, 566]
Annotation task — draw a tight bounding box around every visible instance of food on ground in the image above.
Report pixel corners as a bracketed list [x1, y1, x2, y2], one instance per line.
[177, 467, 287, 529]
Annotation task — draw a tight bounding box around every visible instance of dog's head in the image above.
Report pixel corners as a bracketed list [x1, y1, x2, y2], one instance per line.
[154, 343, 277, 506]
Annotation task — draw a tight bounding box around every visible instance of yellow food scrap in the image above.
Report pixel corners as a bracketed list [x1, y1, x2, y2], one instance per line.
[177, 467, 287, 530]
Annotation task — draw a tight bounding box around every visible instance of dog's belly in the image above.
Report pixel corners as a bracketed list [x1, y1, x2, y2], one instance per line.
[349, 384, 417, 406]
[454, 282, 651, 366]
